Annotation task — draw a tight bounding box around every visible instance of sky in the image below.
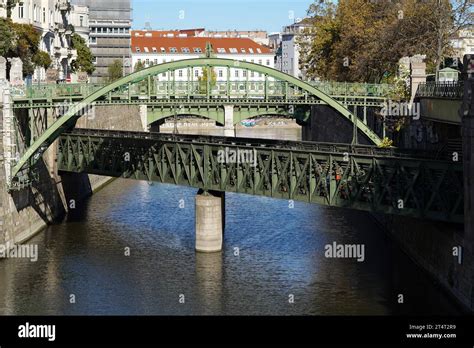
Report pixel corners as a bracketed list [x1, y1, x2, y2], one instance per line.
[132, 0, 314, 33]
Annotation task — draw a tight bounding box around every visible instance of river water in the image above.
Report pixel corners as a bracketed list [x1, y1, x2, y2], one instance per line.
[0, 127, 462, 315]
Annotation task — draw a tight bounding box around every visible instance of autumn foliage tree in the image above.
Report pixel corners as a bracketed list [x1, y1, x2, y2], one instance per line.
[299, 0, 472, 83]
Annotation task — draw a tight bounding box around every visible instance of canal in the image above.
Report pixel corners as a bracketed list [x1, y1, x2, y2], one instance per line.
[0, 127, 463, 315]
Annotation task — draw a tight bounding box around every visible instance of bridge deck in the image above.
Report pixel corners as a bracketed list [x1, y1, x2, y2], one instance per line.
[54, 129, 463, 223]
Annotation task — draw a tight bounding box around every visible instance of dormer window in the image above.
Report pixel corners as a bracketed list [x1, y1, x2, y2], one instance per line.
[170, 47, 178, 53]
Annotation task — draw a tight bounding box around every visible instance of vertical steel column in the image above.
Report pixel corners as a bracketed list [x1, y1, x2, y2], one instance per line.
[206, 65, 211, 100]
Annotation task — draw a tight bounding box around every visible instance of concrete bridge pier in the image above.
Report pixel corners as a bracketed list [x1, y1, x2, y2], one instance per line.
[195, 190, 225, 253]
[224, 105, 236, 137]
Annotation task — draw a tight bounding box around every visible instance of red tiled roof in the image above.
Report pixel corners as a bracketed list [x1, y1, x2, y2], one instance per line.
[131, 36, 272, 55]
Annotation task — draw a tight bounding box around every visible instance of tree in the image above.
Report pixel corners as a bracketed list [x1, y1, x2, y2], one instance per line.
[197, 67, 217, 94]
[70, 33, 95, 75]
[402, 0, 471, 77]
[107, 59, 123, 82]
[0, 18, 14, 56]
[32, 51, 52, 70]
[10, 22, 42, 76]
[300, 0, 472, 82]
[134, 60, 145, 72]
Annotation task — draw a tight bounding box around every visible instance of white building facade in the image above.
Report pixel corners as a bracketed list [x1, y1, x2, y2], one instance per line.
[451, 26, 474, 60]
[131, 34, 275, 82]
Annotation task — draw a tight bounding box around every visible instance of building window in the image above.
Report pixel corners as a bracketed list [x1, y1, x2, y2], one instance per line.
[251, 71, 255, 78]
[152, 47, 157, 53]
[120, 28, 124, 33]
[266, 59, 270, 66]
[154, 59, 158, 65]
[240, 48, 246, 53]
[235, 70, 239, 78]
[229, 48, 238, 53]
[80, 16, 84, 27]
[243, 70, 247, 77]
[33, 5, 37, 21]
[178, 70, 183, 77]
[217, 48, 226, 53]
[144, 47, 149, 53]
[195, 70, 199, 77]
[146, 59, 150, 66]
[114, 28, 118, 33]
[182, 47, 190, 53]
[170, 47, 177, 53]
[257, 48, 262, 53]
[218, 70, 223, 78]
[160, 47, 166, 53]
[43, 8, 46, 22]
[194, 48, 202, 53]
[136, 47, 140, 52]
[258, 60, 262, 65]
[18, 4, 24, 18]
[90, 37, 97, 44]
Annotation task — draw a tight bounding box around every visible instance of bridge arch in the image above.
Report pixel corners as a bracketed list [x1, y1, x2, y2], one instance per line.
[11, 58, 381, 182]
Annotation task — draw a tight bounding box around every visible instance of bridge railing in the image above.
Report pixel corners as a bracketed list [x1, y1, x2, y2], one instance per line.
[11, 80, 394, 101]
[10, 83, 105, 100]
[309, 81, 394, 98]
[416, 81, 464, 99]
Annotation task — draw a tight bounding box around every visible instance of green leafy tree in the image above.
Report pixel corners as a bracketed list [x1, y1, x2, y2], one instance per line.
[134, 60, 145, 72]
[32, 50, 52, 70]
[107, 59, 123, 82]
[0, 18, 14, 56]
[70, 33, 95, 75]
[198, 67, 217, 94]
[10, 22, 42, 76]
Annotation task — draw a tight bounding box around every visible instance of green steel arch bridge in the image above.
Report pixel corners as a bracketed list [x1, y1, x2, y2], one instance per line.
[6, 58, 463, 223]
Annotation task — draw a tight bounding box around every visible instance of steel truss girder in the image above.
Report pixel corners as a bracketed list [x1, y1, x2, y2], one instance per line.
[56, 131, 463, 223]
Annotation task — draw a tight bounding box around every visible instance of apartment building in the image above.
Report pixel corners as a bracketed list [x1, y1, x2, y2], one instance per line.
[2, 0, 80, 82]
[72, 0, 132, 82]
[131, 33, 274, 82]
